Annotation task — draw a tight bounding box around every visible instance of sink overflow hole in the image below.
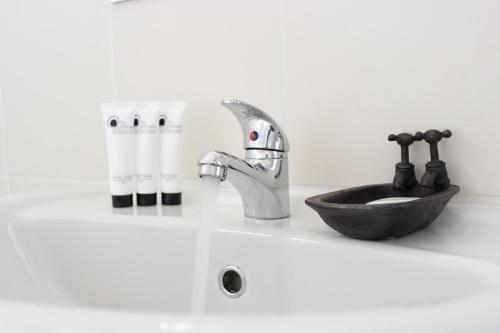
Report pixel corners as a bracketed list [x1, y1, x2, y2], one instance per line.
[218, 266, 246, 298]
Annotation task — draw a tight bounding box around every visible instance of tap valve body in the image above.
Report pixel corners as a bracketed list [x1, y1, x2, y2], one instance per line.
[419, 129, 452, 188]
[388, 132, 423, 190]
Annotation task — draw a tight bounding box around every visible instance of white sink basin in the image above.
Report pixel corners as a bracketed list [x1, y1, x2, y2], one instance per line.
[5, 216, 499, 313]
[1, 181, 500, 332]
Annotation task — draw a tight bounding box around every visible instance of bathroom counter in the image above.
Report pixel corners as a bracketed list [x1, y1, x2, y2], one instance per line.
[2, 176, 498, 265]
[0, 177, 499, 332]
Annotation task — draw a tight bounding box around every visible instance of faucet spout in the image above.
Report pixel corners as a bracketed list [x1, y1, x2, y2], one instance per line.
[198, 151, 229, 181]
[198, 150, 290, 219]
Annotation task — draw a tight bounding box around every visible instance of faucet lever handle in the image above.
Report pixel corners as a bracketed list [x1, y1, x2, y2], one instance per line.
[221, 99, 290, 152]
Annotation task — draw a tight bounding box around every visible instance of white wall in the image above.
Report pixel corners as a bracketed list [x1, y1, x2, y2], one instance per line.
[0, 0, 499, 196]
[0, 0, 113, 180]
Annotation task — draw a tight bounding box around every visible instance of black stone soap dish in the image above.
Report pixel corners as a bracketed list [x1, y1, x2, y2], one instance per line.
[305, 184, 459, 240]
[305, 129, 460, 240]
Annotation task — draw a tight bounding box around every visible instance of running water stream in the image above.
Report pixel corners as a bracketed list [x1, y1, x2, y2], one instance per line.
[191, 177, 221, 313]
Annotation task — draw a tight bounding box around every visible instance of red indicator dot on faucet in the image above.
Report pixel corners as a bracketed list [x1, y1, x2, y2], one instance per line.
[249, 131, 259, 141]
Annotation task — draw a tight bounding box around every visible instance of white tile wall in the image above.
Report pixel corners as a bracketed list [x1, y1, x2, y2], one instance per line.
[283, 0, 500, 195]
[0, 0, 499, 196]
[111, 0, 284, 181]
[0, 0, 113, 180]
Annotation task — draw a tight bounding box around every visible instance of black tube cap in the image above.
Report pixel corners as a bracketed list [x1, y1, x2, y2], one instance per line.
[112, 194, 133, 208]
[162, 192, 181, 205]
[137, 193, 157, 206]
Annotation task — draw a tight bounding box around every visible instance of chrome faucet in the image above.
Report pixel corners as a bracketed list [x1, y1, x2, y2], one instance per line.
[198, 99, 290, 219]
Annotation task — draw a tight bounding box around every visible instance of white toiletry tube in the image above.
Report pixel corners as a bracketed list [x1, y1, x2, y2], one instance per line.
[159, 101, 187, 205]
[134, 102, 159, 206]
[101, 103, 135, 208]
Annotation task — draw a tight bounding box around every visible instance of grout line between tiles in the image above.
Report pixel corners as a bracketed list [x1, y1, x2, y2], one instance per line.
[278, 0, 288, 130]
[0, 80, 11, 194]
[107, 1, 118, 102]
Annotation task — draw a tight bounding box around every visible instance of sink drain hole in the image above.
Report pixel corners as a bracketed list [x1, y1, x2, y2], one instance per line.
[218, 266, 246, 298]
[222, 270, 242, 293]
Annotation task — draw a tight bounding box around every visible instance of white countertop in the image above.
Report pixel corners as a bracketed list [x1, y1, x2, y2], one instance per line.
[0, 176, 499, 332]
[2, 176, 500, 265]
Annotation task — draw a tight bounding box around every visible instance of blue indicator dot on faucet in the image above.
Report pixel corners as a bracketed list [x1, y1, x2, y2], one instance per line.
[249, 131, 259, 141]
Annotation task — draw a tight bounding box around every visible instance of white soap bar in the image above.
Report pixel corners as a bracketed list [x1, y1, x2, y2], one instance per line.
[366, 197, 420, 205]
